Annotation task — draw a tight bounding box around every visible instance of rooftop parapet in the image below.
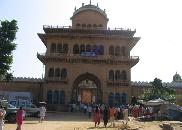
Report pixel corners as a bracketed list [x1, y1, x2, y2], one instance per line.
[43, 25, 136, 31]
[0, 77, 42, 82]
[131, 81, 152, 86]
[131, 81, 182, 88]
[42, 25, 136, 37]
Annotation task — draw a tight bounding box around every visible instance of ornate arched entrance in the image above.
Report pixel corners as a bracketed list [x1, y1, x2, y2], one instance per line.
[71, 73, 102, 104]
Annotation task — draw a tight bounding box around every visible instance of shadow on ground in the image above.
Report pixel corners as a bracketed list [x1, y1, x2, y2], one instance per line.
[26, 112, 95, 122]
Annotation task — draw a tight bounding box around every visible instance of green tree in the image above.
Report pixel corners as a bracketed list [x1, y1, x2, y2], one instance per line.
[140, 78, 176, 103]
[0, 20, 18, 80]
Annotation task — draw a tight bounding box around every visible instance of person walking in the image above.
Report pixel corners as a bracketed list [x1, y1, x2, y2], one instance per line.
[123, 107, 129, 124]
[103, 106, 109, 127]
[109, 106, 116, 127]
[39, 104, 46, 123]
[93, 105, 101, 127]
[83, 104, 87, 115]
[16, 107, 24, 130]
[87, 105, 92, 119]
[0, 106, 6, 130]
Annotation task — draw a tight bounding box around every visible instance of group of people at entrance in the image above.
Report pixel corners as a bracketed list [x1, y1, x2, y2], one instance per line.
[92, 105, 129, 128]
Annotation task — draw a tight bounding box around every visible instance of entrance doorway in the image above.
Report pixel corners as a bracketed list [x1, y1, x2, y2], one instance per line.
[78, 80, 97, 104]
[81, 89, 92, 104]
[71, 73, 102, 104]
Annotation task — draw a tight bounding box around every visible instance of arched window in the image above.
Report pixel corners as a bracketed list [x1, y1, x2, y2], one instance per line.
[93, 24, 97, 29]
[121, 70, 127, 80]
[82, 24, 86, 28]
[61, 68, 67, 79]
[115, 70, 120, 81]
[121, 93, 127, 104]
[109, 70, 114, 81]
[87, 24, 91, 28]
[63, 43, 68, 54]
[48, 68, 54, 77]
[92, 45, 98, 55]
[47, 91, 52, 104]
[121, 46, 126, 57]
[109, 46, 114, 56]
[86, 45, 91, 52]
[57, 44, 62, 53]
[73, 44, 79, 54]
[55, 68, 60, 77]
[50, 43, 56, 53]
[115, 93, 121, 105]
[115, 46, 120, 56]
[108, 92, 114, 107]
[53, 90, 59, 104]
[80, 44, 85, 54]
[60, 91, 65, 104]
[99, 24, 103, 27]
[99, 45, 104, 55]
[76, 23, 80, 27]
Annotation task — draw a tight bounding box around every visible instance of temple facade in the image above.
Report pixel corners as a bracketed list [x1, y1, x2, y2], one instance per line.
[37, 3, 139, 109]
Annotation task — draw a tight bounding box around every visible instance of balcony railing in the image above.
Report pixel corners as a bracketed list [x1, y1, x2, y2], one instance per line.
[37, 53, 139, 60]
[43, 25, 136, 32]
[107, 80, 129, 86]
[46, 77, 68, 82]
[43, 25, 136, 37]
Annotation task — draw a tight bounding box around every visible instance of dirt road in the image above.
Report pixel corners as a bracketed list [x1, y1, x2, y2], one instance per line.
[4, 112, 182, 130]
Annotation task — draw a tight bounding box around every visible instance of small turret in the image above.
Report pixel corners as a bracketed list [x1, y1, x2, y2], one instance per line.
[173, 72, 182, 82]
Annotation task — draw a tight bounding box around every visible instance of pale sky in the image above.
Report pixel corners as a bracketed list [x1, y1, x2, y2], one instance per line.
[0, 0, 182, 82]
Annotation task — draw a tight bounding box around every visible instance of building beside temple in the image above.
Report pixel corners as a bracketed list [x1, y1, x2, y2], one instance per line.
[0, 3, 181, 110]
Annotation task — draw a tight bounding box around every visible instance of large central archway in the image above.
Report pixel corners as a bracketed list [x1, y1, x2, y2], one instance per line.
[71, 73, 102, 104]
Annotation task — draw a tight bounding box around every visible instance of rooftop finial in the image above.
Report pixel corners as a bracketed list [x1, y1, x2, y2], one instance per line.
[74, 6, 76, 11]
[82, 3, 84, 7]
[97, 3, 98, 7]
[90, 0, 91, 5]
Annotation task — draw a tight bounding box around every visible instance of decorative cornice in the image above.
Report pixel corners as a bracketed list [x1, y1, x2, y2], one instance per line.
[37, 53, 139, 67]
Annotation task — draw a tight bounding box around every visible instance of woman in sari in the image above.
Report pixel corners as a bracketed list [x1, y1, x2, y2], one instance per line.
[16, 107, 24, 130]
[93, 105, 101, 127]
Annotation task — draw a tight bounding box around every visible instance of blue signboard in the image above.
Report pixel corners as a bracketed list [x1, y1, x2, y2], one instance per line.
[80, 52, 96, 57]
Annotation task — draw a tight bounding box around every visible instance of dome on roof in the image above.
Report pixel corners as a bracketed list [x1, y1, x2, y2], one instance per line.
[173, 72, 182, 82]
[72, 4, 108, 19]
[71, 3, 109, 30]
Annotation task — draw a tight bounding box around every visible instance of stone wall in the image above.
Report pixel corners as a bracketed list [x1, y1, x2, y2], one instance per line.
[0, 78, 42, 103]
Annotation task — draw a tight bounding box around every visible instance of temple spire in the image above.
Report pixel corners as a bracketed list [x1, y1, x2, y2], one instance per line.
[90, 0, 92, 5]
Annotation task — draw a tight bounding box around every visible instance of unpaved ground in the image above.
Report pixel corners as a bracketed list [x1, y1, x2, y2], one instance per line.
[4, 112, 182, 130]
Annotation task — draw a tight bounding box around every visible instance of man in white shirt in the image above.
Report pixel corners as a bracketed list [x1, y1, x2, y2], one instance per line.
[123, 108, 129, 124]
[39, 105, 46, 123]
[148, 107, 153, 115]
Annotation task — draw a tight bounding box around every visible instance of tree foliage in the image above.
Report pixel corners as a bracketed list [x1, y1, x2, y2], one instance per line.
[0, 20, 18, 80]
[140, 78, 176, 103]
